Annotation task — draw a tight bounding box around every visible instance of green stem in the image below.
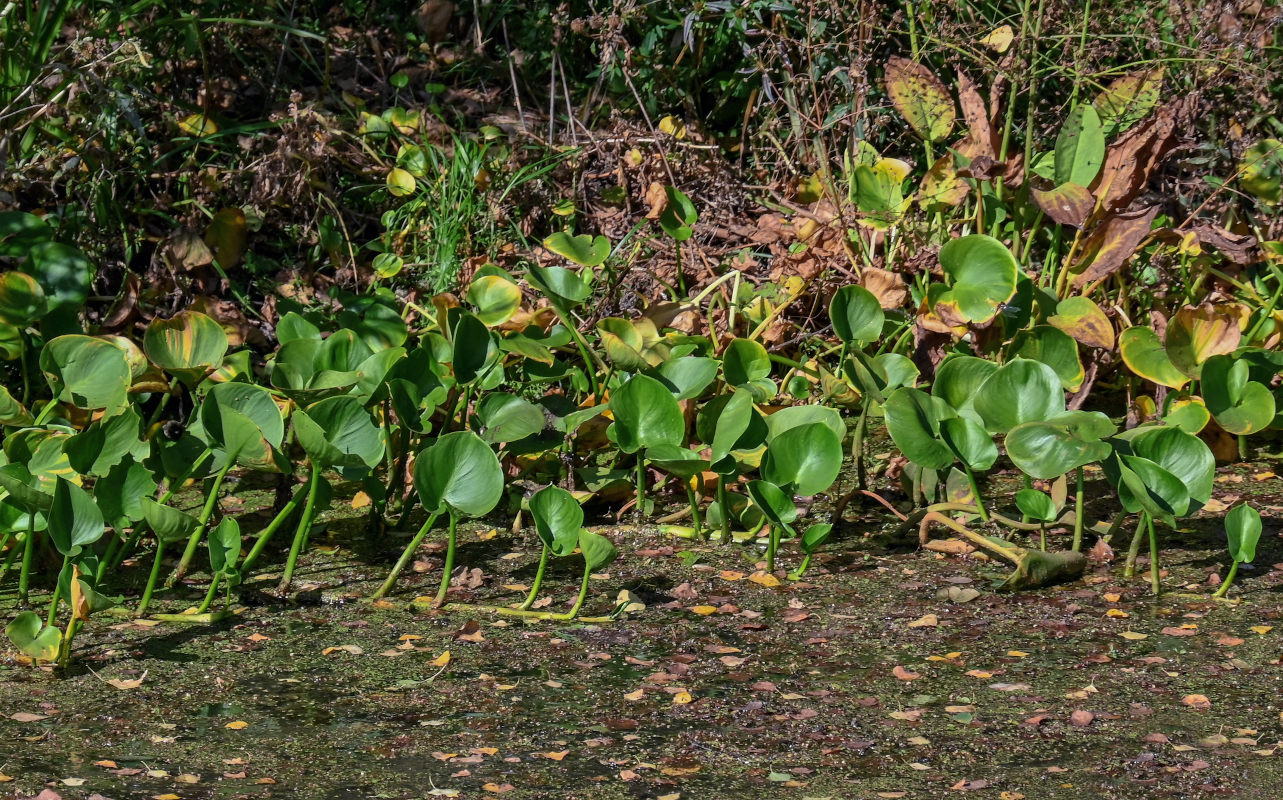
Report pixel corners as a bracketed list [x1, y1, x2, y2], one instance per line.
[1212, 560, 1240, 599]
[240, 479, 307, 576]
[58, 617, 79, 669]
[634, 455, 646, 517]
[18, 514, 35, 605]
[553, 562, 592, 621]
[168, 459, 234, 587]
[1147, 513, 1161, 595]
[766, 524, 779, 573]
[47, 555, 68, 627]
[372, 512, 440, 600]
[520, 543, 550, 610]
[717, 475, 732, 544]
[1072, 466, 1086, 552]
[137, 539, 165, 615]
[685, 483, 703, 540]
[277, 463, 322, 594]
[195, 573, 222, 614]
[962, 464, 990, 522]
[794, 553, 812, 578]
[1238, 434, 1249, 462]
[1039, 523, 1047, 552]
[853, 403, 870, 491]
[432, 513, 459, 608]
[1123, 512, 1147, 579]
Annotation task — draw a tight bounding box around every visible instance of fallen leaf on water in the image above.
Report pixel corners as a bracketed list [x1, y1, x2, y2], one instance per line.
[93, 761, 117, 769]
[60, 779, 85, 787]
[690, 605, 718, 616]
[0, 774, 11, 782]
[673, 690, 694, 704]
[1069, 710, 1095, 727]
[11, 712, 49, 722]
[482, 783, 514, 793]
[623, 688, 645, 701]
[1119, 631, 1148, 640]
[1254, 472, 1276, 481]
[107, 670, 148, 690]
[658, 793, 681, 800]
[540, 750, 570, 761]
[1215, 634, 1245, 646]
[1183, 694, 1212, 709]
[892, 665, 921, 681]
[1104, 592, 1122, 602]
[1251, 626, 1273, 635]
[225, 720, 249, 730]
[321, 644, 363, 656]
[989, 682, 1032, 692]
[1007, 650, 1030, 658]
[965, 669, 994, 679]
[153, 794, 181, 800]
[431, 651, 451, 667]
[1106, 608, 1129, 618]
[749, 572, 780, 587]
[719, 570, 745, 581]
[938, 586, 981, 603]
[350, 491, 371, 509]
[174, 774, 200, 783]
[908, 614, 939, 628]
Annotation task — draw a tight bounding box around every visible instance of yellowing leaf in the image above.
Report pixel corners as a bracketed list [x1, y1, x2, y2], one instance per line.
[1106, 608, 1130, 618]
[1251, 625, 1273, 634]
[540, 750, 570, 761]
[719, 570, 745, 581]
[673, 690, 693, 704]
[107, 670, 148, 690]
[178, 114, 218, 137]
[690, 605, 718, 616]
[658, 116, 687, 139]
[431, 651, 451, 667]
[225, 720, 249, 730]
[980, 25, 1014, 53]
[350, 491, 372, 509]
[1119, 631, 1148, 640]
[883, 56, 956, 143]
[907, 614, 939, 628]
[749, 571, 780, 587]
[387, 167, 417, 197]
[1182, 694, 1212, 709]
[1007, 651, 1030, 658]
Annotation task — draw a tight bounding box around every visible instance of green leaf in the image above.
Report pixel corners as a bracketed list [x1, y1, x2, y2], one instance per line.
[200, 382, 285, 450]
[746, 480, 798, 531]
[1054, 105, 1106, 187]
[144, 311, 229, 385]
[475, 393, 545, 444]
[609, 373, 685, 454]
[466, 275, 523, 326]
[40, 335, 131, 412]
[935, 235, 1020, 324]
[1009, 326, 1084, 391]
[646, 444, 709, 478]
[578, 529, 618, 571]
[142, 498, 200, 544]
[529, 486, 584, 556]
[658, 187, 698, 241]
[884, 387, 956, 471]
[1226, 504, 1262, 564]
[762, 422, 842, 496]
[386, 167, 417, 197]
[208, 516, 242, 575]
[6, 611, 62, 662]
[656, 356, 718, 400]
[1093, 68, 1164, 137]
[973, 358, 1066, 434]
[0, 385, 33, 427]
[829, 285, 884, 344]
[0, 464, 52, 512]
[27, 241, 93, 311]
[543, 232, 611, 267]
[1119, 326, 1189, 389]
[48, 477, 104, 557]
[1015, 489, 1057, 523]
[1202, 355, 1275, 435]
[722, 338, 771, 386]
[763, 404, 845, 443]
[1126, 425, 1214, 513]
[0, 271, 46, 326]
[1005, 412, 1114, 479]
[800, 523, 833, 554]
[0, 211, 53, 257]
[95, 457, 156, 527]
[932, 356, 998, 423]
[414, 431, 503, 518]
[64, 408, 149, 477]
[939, 416, 997, 471]
[526, 266, 592, 304]
[293, 396, 384, 469]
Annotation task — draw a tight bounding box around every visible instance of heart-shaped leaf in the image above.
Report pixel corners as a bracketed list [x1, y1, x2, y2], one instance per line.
[1119, 326, 1188, 389]
[414, 431, 503, 518]
[6, 610, 62, 661]
[609, 373, 685, 454]
[48, 477, 104, 557]
[1015, 489, 1058, 523]
[208, 517, 242, 575]
[529, 486, 583, 557]
[830, 284, 884, 344]
[934, 235, 1020, 324]
[1226, 504, 1262, 564]
[142, 498, 200, 544]
[578, 529, 617, 571]
[762, 422, 843, 496]
[543, 232, 610, 267]
[884, 387, 956, 471]
[973, 358, 1066, 434]
[144, 311, 229, 385]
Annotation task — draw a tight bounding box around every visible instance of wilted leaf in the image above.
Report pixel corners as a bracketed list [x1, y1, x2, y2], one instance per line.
[884, 57, 956, 143]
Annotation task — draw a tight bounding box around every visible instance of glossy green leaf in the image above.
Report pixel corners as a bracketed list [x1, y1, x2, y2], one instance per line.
[530, 486, 583, 556]
[1005, 411, 1115, 479]
[1010, 325, 1084, 391]
[48, 477, 104, 556]
[543, 232, 610, 267]
[0, 271, 46, 326]
[1226, 504, 1262, 564]
[527, 266, 592, 304]
[800, 523, 833, 554]
[476, 392, 545, 444]
[973, 358, 1066, 434]
[40, 335, 131, 412]
[6, 611, 61, 661]
[829, 284, 884, 344]
[1119, 326, 1188, 389]
[939, 416, 997, 471]
[1015, 489, 1057, 523]
[658, 186, 698, 241]
[208, 517, 241, 575]
[746, 479, 798, 530]
[466, 275, 523, 326]
[763, 404, 845, 443]
[932, 356, 997, 423]
[935, 234, 1020, 324]
[656, 356, 718, 400]
[414, 431, 503, 518]
[1202, 355, 1275, 435]
[142, 497, 200, 544]
[609, 373, 685, 454]
[762, 422, 842, 496]
[884, 387, 956, 470]
[578, 529, 618, 571]
[1054, 105, 1105, 187]
[293, 396, 385, 469]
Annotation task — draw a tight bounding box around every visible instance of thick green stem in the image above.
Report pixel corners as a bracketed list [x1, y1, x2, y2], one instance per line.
[168, 459, 234, 587]
[277, 463, 322, 594]
[47, 555, 68, 627]
[1071, 466, 1086, 552]
[19, 515, 35, 605]
[1212, 560, 1240, 599]
[432, 513, 459, 608]
[520, 543, 550, 610]
[962, 464, 989, 522]
[717, 475, 732, 544]
[794, 553, 813, 578]
[372, 512, 440, 600]
[553, 563, 592, 621]
[195, 573, 222, 614]
[685, 483, 703, 540]
[853, 403, 870, 491]
[1123, 512, 1147, 579]
[1238, 434, 1249, 462]
[634, 455, 646, 517]
[240, 480, 307, 576]
[766, 524, 779, 573]
[58, 617, 79, 669]
[137, 539, 165, 615]
[1147, 514, 1161, 595]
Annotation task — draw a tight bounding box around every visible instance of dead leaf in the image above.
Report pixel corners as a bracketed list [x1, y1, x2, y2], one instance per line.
[1069, 709, 1095, 727]
[107, 670, 148, 690]
[907, 614, 939, 628]
[892, 665, 921, 681]
[321, 644, 363, 656]
[749, 571, 781, 587]
[225, 720, 249, 730]
[1182, 694, 1212, 710]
